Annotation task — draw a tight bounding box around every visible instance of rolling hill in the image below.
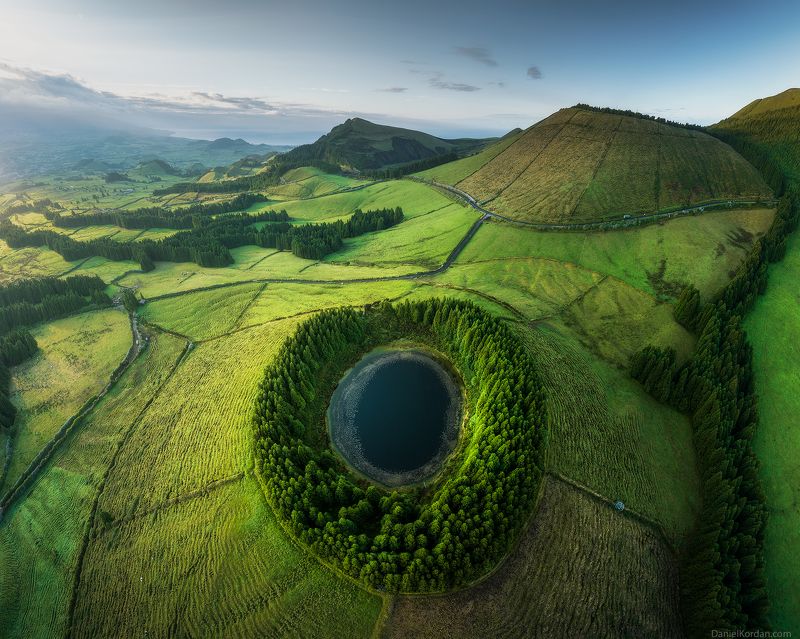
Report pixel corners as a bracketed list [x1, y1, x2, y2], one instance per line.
[278, 117, 494, 171]
[419, 106, 771, 224]
[712, 88, 800, 181]
[0, 112, 291, 184]
[712, 88, 800, 630]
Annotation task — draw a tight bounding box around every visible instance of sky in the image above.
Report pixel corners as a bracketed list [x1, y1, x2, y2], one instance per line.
[0, 0, 799, 144]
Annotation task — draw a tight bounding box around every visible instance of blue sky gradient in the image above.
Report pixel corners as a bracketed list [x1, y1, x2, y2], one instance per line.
[0, 0, 798, 142]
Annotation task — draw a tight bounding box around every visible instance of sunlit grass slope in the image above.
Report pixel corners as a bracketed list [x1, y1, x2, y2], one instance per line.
[429, 106, 770, 223]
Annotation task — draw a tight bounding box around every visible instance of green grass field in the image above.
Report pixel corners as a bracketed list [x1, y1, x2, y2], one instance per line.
[265, 166, 367, 200]
[139, 282, 264, 340]
[744, 231, 800, 629]
[415, 130, 523, 184]
[74, 317, 385, 637]
[460, 208, 775, 299]
[524, 326, 699, 541]
[1, 309, 131, 495]
[0, 111, 785, 635]
[74, 475, 383, 638]
[0, 240, 72, 284]
[0, 330, 186, 639]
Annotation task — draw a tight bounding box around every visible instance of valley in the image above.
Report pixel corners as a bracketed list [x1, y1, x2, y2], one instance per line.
[0, 96, 797, 638]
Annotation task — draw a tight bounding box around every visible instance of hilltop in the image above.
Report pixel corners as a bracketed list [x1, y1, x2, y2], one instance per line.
[712, 88, 800, 181]
[724, 88, 800, 120]
[279, 117, 494, 171]
[419, 106, 771, 223]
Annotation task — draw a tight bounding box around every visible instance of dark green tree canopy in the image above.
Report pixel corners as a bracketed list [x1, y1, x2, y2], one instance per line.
[253, 299, 548, 593]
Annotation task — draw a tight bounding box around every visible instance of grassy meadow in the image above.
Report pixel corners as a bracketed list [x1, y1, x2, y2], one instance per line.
[744, 231, 800, 629]
[0, 330, 187, 639]
[1, 309, 131, 495]
[461, 208, 775, 299]
[0, 154, 784, 637]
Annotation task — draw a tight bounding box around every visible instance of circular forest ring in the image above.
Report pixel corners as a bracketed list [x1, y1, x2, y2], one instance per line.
[253, 299, 548, 593]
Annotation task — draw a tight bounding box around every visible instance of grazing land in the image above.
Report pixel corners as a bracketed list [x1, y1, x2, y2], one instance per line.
[1, 309, 131, 494]
[431, 106, 770, 223]
[0, 93, 794, 637]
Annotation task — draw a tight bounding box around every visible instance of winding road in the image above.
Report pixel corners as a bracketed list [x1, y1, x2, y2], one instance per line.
[409, 176, 776, 232]
[137, 180, 774, 304]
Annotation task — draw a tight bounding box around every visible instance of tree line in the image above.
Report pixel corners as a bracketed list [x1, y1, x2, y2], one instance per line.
[0, 329, 39, 431]
[574, 103, 706, 132]
[45, 193, 268, 230]
[254, 299, 548, 592]
[0, 274, 110, 432]
[362, 153, 459, 179]
[152, 158, 342, 195]
[3, 199, 57, 215]
[0, 275, 109, 335]
[630, 184, 799, 634]
[0, 207, 402, 269]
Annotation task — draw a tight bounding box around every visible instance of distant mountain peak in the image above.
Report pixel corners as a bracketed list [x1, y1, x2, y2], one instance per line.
[282, 118, 495, 171]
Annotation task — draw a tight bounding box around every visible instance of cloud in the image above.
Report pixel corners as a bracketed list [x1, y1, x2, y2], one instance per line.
[0, 62, 115, 109]
[527, 66, 543, 79]
[377, 87, 408, 93]
[0, 62, 355, 122]
[0, 62, 383, 146]
[429, 73, 481, 92]
[455, 47, 498, 67]
[188, 92, 280, 113]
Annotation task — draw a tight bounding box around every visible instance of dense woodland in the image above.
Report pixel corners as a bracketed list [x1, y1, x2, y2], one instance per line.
[45, 193, 268, 230]
[0, 275, 109, 335]
[632, 179, 799, 633]
[0, 275, 109, 431]
[254, 299, 547, 592]
[0, 207, 402, 268]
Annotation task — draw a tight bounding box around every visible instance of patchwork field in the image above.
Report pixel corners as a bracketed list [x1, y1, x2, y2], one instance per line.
[0, 330, 187, 639]
[0, 111, 787, 637]
[524, 326, 699, 541]
[1, 309, 131, 495]
[139, 282, 265, 340]
[0, 240, 72, 284]
[74, 475, 383, 639]
[265, 166, 367, 200]
[460, 208, 775, 299]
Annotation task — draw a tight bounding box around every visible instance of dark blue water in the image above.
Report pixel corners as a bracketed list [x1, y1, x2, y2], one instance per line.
[328, 349, 460, 483]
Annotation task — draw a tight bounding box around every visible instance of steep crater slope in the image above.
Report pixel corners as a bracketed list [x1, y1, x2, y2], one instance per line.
[426, 106, 771, 223]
